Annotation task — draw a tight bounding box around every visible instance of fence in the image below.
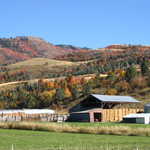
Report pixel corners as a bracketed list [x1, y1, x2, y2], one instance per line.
[0, 113, 69, 122]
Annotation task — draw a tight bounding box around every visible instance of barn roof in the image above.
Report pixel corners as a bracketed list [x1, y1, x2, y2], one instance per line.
[91, 94, 140, 103]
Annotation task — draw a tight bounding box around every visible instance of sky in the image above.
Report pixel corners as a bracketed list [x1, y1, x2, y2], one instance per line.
[0, 0, 149, 48]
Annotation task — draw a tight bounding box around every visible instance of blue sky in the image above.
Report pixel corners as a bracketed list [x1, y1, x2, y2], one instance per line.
[0, 0, 149, 48]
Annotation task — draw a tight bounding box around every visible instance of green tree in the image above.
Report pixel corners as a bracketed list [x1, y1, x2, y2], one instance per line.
[55, 88, 65, 101]
[141, 60, 149, 75]
[125, 66, 137, 82]
[71, 87, 80, 99]
[83, 83, 91, 95]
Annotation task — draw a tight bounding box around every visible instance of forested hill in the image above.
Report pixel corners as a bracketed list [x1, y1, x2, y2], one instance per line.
[0, 37, 150, 110]
[1, 36, 150, 83]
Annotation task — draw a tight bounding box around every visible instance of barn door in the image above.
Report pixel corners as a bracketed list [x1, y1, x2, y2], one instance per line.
[94, 113, 102, 122]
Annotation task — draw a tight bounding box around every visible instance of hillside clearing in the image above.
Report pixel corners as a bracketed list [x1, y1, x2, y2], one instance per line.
[8, 58, 75, 68]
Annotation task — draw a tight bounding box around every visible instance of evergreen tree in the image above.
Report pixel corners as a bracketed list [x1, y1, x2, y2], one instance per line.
[141, 60, 149, 75]
[71, 87, 80, 99]
[125, 66, 137, 82]
[55, 88, 65, 101]
[83, 83, 91, 95]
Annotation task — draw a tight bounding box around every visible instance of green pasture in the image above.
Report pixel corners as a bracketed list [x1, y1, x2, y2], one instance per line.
[66, 122, 150, 128]
[0, 128, 150, 150]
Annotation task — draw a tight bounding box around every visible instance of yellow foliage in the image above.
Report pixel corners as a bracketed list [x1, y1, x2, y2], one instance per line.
[0, 102, 5, 109]
[116, 69, 126, 78]
[41, 90, 56, 99]
[105, 88, 118, 95]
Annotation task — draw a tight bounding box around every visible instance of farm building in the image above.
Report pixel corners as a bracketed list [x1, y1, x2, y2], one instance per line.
[69, 94, 142, 122]
[123, 113, 150, 124]
[123, 103, 150, 124]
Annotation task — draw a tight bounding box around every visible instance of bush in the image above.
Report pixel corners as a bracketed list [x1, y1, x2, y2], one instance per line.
[130, 77, 147, 89]
[105, 88, 118, 95]
[115, 81, 131, 92]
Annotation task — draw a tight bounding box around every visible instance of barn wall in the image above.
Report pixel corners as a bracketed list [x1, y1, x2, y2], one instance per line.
[101, 108, 143, 122]
[69, 113, 90, 122]
[69, 108, 143, 122]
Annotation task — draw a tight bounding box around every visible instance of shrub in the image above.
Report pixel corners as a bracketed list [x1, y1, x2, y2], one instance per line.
[105, 88, 118, 95]
[131, 76, 147, 89]
[115, 81, 131, 92]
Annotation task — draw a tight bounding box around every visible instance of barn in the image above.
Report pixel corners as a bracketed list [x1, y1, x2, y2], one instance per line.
[69, 94, 141, 122]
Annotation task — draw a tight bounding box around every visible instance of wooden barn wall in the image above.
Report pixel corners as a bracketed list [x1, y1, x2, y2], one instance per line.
[101, 108, 143, 122]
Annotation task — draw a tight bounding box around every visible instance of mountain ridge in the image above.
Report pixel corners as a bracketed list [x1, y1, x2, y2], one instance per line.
[0, 36, 91, 65]
[0, 36, 150, 65]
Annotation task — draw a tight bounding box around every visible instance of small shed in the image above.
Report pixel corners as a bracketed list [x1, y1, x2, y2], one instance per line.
[123, 113, 150, 124]
[69, 94, 140, 122]
[144, 103, 150, 113]
[123, 103, 150, 124]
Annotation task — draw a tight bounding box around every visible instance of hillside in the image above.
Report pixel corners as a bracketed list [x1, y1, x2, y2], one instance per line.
[0, 37, 150, 110]
[2, 36, 150, 65]
[1, 36, 150, 65]
[4, 58, 78, 80]
[0, 36, 92, 65]
[1, 38, 150, 83]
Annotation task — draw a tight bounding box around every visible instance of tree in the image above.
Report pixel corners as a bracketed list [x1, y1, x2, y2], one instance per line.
[83, 83, 91, 95]
[141, 60, 149, 76]
[55, 88, 65, 101]
[125, 66, 137, 82]
[71, 87, 80, 99]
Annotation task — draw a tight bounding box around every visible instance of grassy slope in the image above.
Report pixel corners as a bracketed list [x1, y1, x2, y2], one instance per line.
[5, 58, 79, 79]
[0, 129, 150, 150]
[8, 58, 75, 68]
[7, 58, 76, 72]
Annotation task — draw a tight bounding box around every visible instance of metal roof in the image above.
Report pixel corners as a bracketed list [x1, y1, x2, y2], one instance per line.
[91, 94, 140, 103]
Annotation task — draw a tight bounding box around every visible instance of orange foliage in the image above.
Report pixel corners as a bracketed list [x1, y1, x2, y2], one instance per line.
[64, 87, 72, 98]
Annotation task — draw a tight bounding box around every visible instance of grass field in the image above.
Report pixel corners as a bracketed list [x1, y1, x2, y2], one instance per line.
[8, 58, 75, 68]
[1, 121, 150, 138]
[66, 122, 150, 128]
[0, 128, 150, 150]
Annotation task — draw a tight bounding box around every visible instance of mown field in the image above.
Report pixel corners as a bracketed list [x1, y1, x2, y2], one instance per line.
[0, 128, 150, 150]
